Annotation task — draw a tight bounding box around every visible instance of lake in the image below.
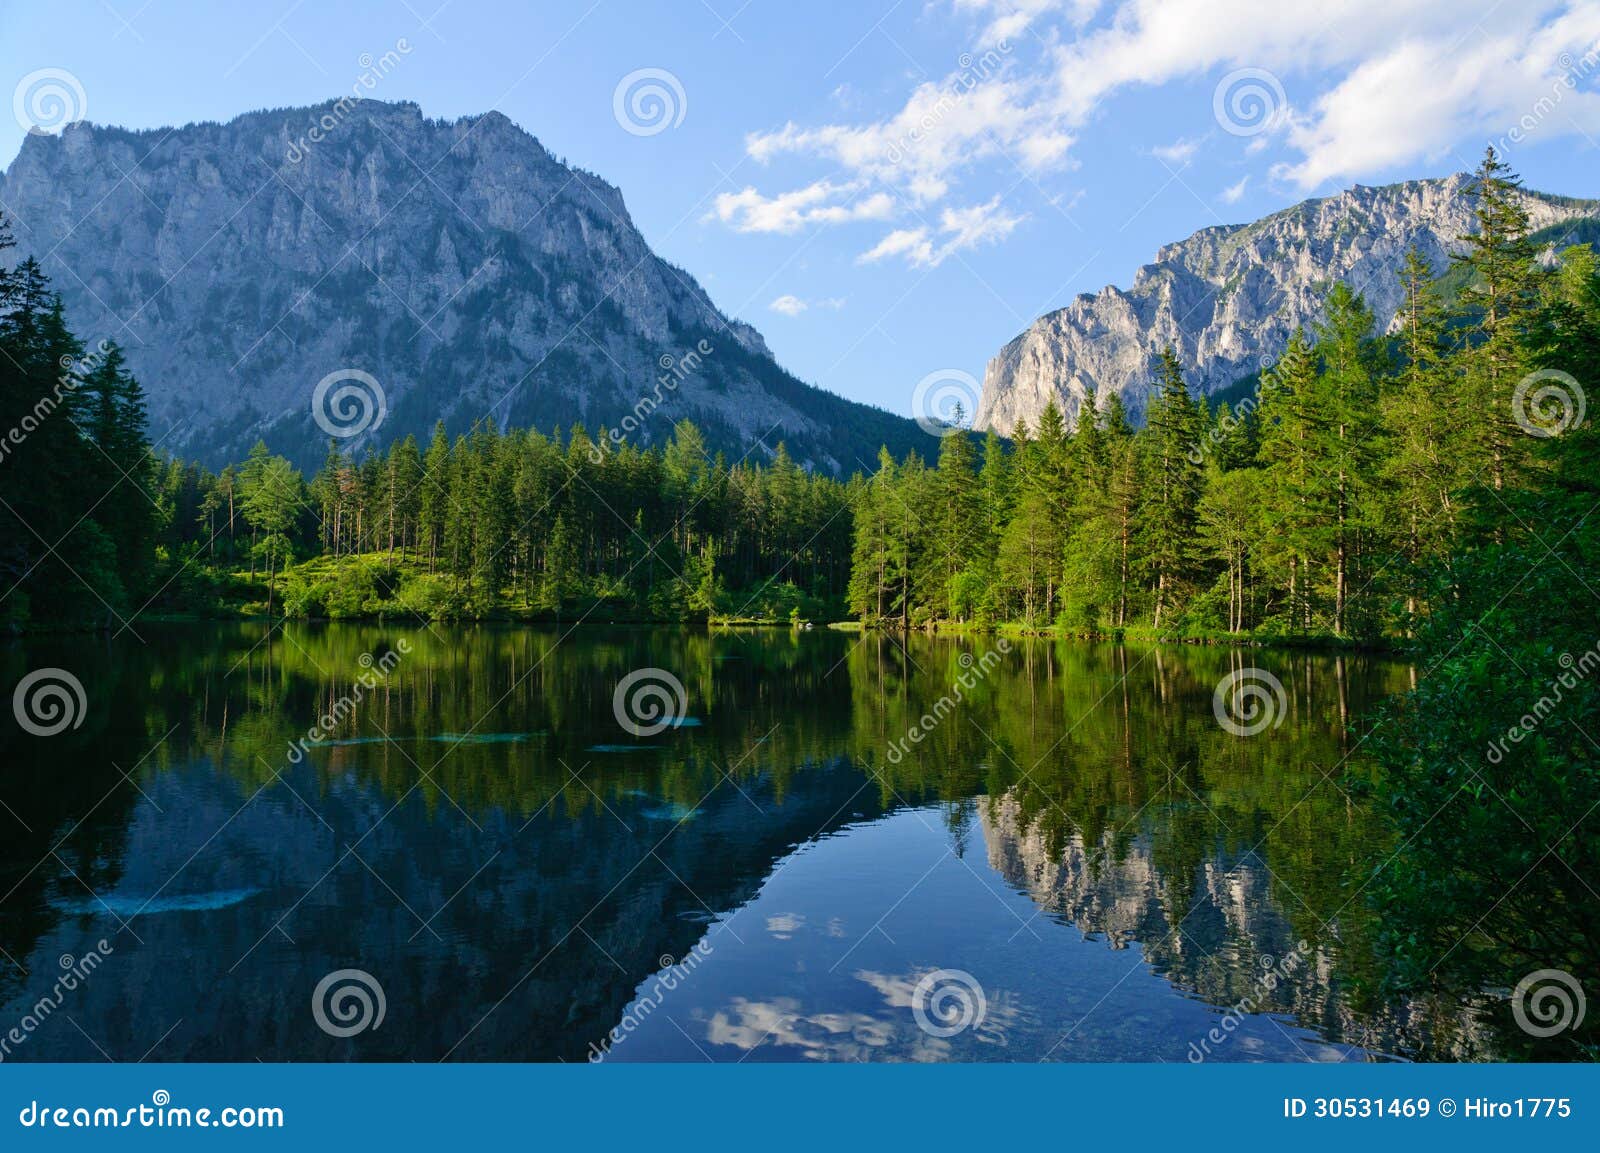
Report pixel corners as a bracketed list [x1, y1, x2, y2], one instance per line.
[0, 624, 1491, 1062]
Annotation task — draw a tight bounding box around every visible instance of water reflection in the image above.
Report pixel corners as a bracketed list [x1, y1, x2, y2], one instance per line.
[0, 624, 1492, 1061]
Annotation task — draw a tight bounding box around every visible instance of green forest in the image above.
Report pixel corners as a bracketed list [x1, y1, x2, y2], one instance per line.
[7, 153, 1595, 650]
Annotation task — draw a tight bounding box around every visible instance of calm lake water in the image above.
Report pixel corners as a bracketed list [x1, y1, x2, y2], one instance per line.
[0, 624, 1495, 1062]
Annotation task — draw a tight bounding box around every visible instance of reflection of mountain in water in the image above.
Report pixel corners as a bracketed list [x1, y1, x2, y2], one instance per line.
[980, 793, 1492, 1060]
[3, 748, 888, 1061]
[0, 623, 1498, 1061]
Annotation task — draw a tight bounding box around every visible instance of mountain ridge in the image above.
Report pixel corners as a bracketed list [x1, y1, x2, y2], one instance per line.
[0, 98, 922, 471]
[975, 173, 1600, 433]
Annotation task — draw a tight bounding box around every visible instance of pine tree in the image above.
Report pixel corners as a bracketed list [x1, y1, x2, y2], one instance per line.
[82, 341, 156, 599]
[1382, 247, 1459, 621]
[419, 422, 451, 573]
[1455, 146, 1537, 497]
[933, 421, 985, 620]
[1257, 331, 1323, 631]
[241, 454, 301, 615]
[1313, 282, 1380, 636]
[1137, 349, 1204, 629]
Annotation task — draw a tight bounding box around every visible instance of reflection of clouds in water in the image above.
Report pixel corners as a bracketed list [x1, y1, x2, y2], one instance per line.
[765, 913, 805, 939]
[705, 996, 892, 1060]
[856, 967, 1016, 1048]
[756, 911, 846, 942]
[701, 968, 1020, 1060]
[854, 968, 922, 1010]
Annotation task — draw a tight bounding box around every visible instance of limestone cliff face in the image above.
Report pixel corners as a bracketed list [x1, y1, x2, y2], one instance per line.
[0, 100, 917, 470]
[976, 175, 1600, 432]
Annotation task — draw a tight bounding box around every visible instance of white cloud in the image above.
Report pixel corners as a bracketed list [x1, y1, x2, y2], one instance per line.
[717, 2, 1600, 259]
[769, 294, 808, 316]
[746, 66, 1071, 208]
[1219, 174, 1249, 204]
[768, 294, 846, 316]
[859, 196, 1025, 267]
[1152, 135, 1205, 165]
[955, 0, 1100, 43]
[859, 228, 935, 266]
[1272, 14, 1600, 186]
[1046, 0, 1600, 188]
[710, 180, 897, 234]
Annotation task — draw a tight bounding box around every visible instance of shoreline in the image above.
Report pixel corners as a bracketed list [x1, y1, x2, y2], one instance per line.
[6, 611, 1403, 655]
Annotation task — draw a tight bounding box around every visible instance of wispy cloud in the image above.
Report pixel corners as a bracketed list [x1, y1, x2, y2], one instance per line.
[768, 294, 846, 316]
[710, 180, 897, 234]
[1152, 135, 1206, 165]
[859, 195, 1025, 268]
[713, 0, 1600, 262]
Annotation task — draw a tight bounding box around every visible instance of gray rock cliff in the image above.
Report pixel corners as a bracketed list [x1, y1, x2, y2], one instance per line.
[0, 100, 917, 470]
[977, 175, 1600, 432]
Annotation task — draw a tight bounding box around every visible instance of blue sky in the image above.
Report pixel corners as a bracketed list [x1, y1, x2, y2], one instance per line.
[2, 0, 1597, 418]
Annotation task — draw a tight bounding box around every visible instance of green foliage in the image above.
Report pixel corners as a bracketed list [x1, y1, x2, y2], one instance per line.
[1368, 424, 1600, 1055]
[844, 150, 1598, 649]
[1355, 152, 1600, 1051]
[157, 412, 857, 624]
[0, 222, 157, 628]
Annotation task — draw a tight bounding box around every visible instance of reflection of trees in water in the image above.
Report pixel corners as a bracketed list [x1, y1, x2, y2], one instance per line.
[0, 638, 143, 1010]
[980, 794, 1492, 1060]
[0, 624, 1509, 1059]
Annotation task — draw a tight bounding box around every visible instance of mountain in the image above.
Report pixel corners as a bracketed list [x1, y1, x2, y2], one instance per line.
[975, 174, 1600, 433]
[0, 99, 921, 472]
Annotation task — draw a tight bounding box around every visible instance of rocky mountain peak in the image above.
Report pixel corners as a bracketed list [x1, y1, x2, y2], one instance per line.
[1, 99, 906, 470]
[975, 174, 1600, 434]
